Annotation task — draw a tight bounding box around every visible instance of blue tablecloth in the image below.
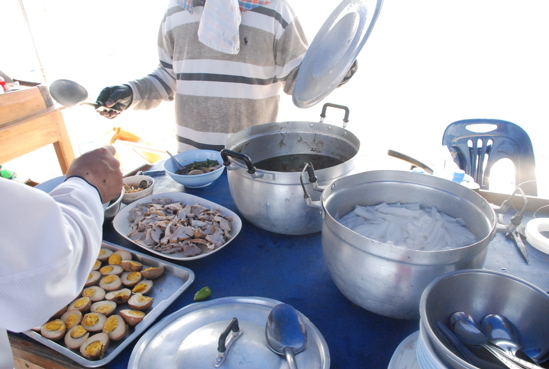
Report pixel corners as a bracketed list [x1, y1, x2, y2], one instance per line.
[101, 167, 417, 368]
[101, 164, 548, 369]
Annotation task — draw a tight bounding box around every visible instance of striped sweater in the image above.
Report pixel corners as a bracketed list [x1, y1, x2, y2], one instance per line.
[127, 0, 308, 152]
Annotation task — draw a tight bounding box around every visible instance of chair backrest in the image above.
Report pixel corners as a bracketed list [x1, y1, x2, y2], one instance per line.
[442, 119, 537, 196]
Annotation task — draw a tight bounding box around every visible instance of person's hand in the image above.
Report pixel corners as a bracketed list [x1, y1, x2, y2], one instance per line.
[66, 146, 123, 203]
[95, 84, 133, 119]
[337, 60, 358, 87]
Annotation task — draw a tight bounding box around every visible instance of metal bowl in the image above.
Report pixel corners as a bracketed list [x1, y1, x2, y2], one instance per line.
[163, 150, 224, 188]
[103, 188, 124, 222]
[36, 175, 123, 222]
[319, 170, 497, 320]
[419, 269, 549, 369]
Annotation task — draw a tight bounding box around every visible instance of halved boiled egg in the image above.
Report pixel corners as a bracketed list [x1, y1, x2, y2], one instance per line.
[81, 286, 106, 302]
[81, 312, 107, 332]
[131, 279, 153, 295]
[105, 288, 131, 304]
[108, 250, 132, 265]
[121, 271, 142, 287]
[141, 266, 165, 280]
[80, 332, 110, 360]
[61, 309, 82, 330]
[120, 260, 143, 272]
[68, 297, 91, 313]
[99, 264, 124, 276]
[99, 274, 122, 291]
[90, 300, 117, 316]
[96, 248, 112, 262]
[128, 293, 154, 310]
[85, 271, 101, 287]
[102, 314, 127, 341]
[64, 325, 89, 349]
[40, 319, 66, 341]
[119, 309, 146, 326]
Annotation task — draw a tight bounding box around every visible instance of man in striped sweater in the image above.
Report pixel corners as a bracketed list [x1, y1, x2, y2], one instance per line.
[96, 0, 309, 152]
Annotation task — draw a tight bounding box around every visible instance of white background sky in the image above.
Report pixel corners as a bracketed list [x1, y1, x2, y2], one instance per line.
[1, 0, 548, 195]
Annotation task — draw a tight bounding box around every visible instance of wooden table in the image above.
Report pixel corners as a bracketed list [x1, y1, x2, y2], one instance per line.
[0, 84, 74, 174]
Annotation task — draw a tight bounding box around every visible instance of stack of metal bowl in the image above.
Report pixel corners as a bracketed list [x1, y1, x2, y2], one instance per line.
[419, 269, 549, 368]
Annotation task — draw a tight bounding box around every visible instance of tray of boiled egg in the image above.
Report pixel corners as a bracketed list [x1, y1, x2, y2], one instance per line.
[23, 240, 195, 367]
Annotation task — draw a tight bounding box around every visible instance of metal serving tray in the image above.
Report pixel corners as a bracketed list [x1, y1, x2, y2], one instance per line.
[23, 240, 195, 367]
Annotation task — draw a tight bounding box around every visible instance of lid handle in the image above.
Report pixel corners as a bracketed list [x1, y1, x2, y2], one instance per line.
[215, 317, 243, 367]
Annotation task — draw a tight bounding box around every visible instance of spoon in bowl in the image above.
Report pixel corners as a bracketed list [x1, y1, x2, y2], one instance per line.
[166, 150, 186, 173]
[481, 314, 543, 365]
[453, 319, 543, 369]
[265, 304, 307, 369]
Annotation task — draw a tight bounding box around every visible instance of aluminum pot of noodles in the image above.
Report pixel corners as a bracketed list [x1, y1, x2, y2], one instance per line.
[303, 170, 497, 320]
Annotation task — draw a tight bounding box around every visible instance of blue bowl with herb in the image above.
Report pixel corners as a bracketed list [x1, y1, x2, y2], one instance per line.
[163, 149, 224, 188]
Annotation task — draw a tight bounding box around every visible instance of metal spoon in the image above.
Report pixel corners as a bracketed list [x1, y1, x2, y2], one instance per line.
[166, 150, 186, 173]
[481, 314, 540, 365]
[453, 320, 522, 369]
[265, 303, 307, 369]
[49, 79, 120, 112]
[454, 319, 543, 369]
[481, 314, 522, 356]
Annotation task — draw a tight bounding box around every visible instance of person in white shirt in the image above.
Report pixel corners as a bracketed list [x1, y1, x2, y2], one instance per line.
[0, 146, 123, 368]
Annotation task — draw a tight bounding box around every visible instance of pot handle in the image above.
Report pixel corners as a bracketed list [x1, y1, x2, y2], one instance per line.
[300, 162, 323, 210]
[320, 103, 350, 129]
[220, 149, 256, 174]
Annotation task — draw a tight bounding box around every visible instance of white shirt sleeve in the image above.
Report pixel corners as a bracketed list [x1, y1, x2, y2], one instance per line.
[0, 177, 103, 332]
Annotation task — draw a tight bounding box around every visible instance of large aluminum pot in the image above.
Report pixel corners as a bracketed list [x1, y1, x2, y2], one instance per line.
[306, 170, 497, 320]
[221, 104, 360, 235]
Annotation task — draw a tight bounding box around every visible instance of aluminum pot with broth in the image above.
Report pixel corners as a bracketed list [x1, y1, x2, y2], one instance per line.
[221, 104, 360, 235]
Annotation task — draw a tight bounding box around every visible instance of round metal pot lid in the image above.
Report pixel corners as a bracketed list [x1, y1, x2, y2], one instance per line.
[128, 297, 330, 369]
[292, 0, 383, 109]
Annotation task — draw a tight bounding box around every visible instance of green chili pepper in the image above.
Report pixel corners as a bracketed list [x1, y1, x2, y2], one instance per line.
[193, 286, 212, 301]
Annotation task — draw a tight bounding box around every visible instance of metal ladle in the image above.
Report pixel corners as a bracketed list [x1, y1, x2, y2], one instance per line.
[265, 304, 307, 369]
[49, 79, 120, 112]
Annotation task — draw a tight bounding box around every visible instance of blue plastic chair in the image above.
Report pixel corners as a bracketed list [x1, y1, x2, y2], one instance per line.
[442, 119, 537, 196]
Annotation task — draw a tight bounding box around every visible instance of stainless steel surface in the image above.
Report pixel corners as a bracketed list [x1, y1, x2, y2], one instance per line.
[318, 170, 497, 319]
[128, 297, 330, 369]
[265, 304, 307, 369]
[23, 241, 195, 367]
[224, 118, 360, 235]
[420, 269, 549, 369]
[112, 192, 242, 261]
